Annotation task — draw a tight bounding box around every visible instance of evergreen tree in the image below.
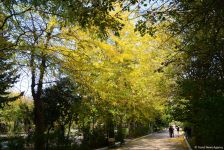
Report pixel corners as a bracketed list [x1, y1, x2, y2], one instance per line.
[0, 36, 20, 108]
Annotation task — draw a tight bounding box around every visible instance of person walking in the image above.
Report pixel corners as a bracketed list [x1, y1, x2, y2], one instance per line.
[169, 126, 174, 138]
[176, 126, 180, 137]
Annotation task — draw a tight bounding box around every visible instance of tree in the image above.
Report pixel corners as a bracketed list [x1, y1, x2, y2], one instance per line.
[168, 1, 224, 145]
[57, 13, 176, 143]
[41, 77, 82, 146]
[0, 31, 20, 108]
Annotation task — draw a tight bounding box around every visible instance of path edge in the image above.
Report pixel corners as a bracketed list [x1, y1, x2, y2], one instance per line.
[184, 136, 193, 150]
[95, 131, 161, 150]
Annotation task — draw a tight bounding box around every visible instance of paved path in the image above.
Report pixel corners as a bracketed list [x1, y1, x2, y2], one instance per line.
[113, 130, 188, 150]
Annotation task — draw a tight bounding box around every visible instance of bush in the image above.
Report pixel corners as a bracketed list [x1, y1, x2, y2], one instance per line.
[128, 125, 149, 138]
[7, 137, 25, 150]
[89, 128, 107, 148]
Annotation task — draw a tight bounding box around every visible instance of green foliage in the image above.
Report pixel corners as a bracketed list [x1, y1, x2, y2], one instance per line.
[0, 0, 140, 38]
[0, 98, 33, 134]
[7, 137, 25, 150]
[153, 0, 224, 146]
[89, 127, 108, 148]
[42, 78, 82, 129]
[0, 37, 20, 108]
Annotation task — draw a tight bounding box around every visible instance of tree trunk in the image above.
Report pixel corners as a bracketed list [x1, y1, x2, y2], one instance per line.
[34, 97, 45, 150]
[107, 115, 115, 146]
[30, 28, 50, 149]
[117, 117, 124, 144]
[46, 126, 52, 150]
[66, 115, 73, 140]
[31, 50, 47, 150]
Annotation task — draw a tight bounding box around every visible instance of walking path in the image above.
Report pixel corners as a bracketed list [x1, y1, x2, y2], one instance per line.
[114, 130, 188, 150]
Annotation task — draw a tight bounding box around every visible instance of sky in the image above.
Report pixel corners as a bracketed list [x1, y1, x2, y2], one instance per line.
[12, 69, 32, 97]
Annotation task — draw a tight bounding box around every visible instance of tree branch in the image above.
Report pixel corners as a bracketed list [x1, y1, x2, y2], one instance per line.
[0, 7, 32, 30]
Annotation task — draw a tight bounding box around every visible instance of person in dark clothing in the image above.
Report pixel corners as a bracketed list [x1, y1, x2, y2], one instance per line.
[176, 126, 180, 137]
[169, 126, 174, 138]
